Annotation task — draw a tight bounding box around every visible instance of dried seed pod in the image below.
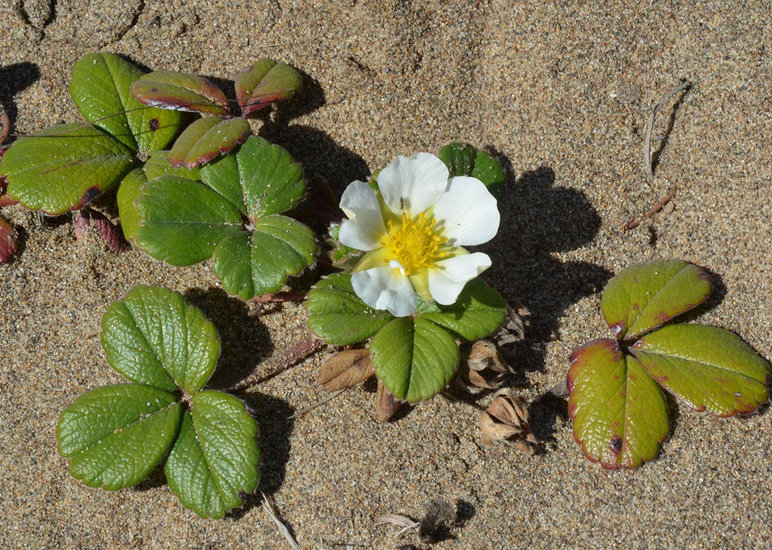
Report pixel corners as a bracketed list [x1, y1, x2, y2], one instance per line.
[458, 340, 512, 393]
[480, 389, 537, 453]
[492, 300, 528, 357]
[317, 349, 375, 391]
[376, 379, 401, 422]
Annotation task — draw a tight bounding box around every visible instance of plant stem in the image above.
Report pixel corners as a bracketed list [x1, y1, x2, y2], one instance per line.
[252, 290, 307, 303]
[228, 335, 325, 392]
[643, 79, 691, 181]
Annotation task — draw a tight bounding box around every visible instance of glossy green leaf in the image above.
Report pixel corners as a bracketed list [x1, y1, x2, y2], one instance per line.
[57, 384, 182, 490]
[306, 273, 394, 345]
[168, 116, 250, 169]
[143, 150, 201, 182]
[439, 142, 506, 196]
[235, 59, 303, 117]
[602, 260, 712, 340]
[212, 215, 316, 299]
[115, 168, 146, 244]
[371, 317, 459, 403]
[631, 324, 771, 416]
[131, 70, 230, 115]
[134, 176, 243, 265]
[165, 391, 260, 519]
[101, 285, 221, 393]
[418, 278, 506, 340]
[567, 339, 669, 469]
[0, 124, 135, 214]
[201, 135, 305, 218]
[71, 52, 182, 153]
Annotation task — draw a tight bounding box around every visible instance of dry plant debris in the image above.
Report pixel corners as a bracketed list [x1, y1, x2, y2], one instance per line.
[480, 389, 538, 454]
[458, 340, 512, 393]
[317, 348, 375, 391]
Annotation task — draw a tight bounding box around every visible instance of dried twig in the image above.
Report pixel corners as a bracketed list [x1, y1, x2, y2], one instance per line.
[261, 492, 300, 550]
[623, 186, 677, 231]
[373, 514, 420, 537]
[644, 79, 691, 181]
[289, 388, 347, 419]
[227, 335, 325, 392]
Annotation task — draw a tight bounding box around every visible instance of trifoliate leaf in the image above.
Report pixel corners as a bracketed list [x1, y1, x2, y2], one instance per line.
[0, 123, 135, 214]
[418, 278, 506, 340]
[57, 384, 182, 490]
[134, 175, 243, 265]
[101, 285, 221, 393]
[371, 317, 459, 403]
[234, 59, 303, 117]
[631, 325, 771, 416]
[116, 168, 146, 244]
[131, 70, 230, 115]
[165, 391, 259, 519]
[306, 273, 394, 345]
[602, 260, 712, 340]
[567, 339, 669, 469]
[143, 150, 201, 182]
[70, 52, 182, 153]
[168, 116, 251, 169]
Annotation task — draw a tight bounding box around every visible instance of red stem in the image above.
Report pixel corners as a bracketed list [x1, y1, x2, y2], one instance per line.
[227, 336, 325, 392]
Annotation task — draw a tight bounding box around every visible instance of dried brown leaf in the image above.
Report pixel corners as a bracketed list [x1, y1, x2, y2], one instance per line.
[317, 349, 375, 391]
[376, 378, 402, 422]
[480, 389, 537, 453]
[492, 300, 528, 358]
[459, 340, 512, 392]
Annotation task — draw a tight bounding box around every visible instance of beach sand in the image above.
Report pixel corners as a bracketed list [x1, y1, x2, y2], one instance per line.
[1, 1, 770, 548]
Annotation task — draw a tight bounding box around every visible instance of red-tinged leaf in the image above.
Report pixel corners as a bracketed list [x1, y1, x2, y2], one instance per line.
[0, 217, 18, 263]
[568, 339, 669, 469]
[234, 60, 303, 117]
[601, 260, 713, 340]
[131, 71, 230, 116]
[631, 324, 771, 417]
[168, 117, 250, 169]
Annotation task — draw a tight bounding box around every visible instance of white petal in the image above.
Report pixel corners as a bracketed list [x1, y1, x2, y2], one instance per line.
[338, 180, 386, 250]
[377, 153, 448, 217]
[433, 176, 499, 245]
[428, 253, 492, 305]
[351, 266, 416, 317]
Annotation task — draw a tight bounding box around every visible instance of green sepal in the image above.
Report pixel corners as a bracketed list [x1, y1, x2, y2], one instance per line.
[0, 123, 135, 214]
[631, 325, 771, 416]
[165, 391, 260, 519]
[567, 339, 669, 469]
[601, 260, 713, 340]
[371, 317, 459, 403]
[306, 273, 394, 346]
[57, 384, 182, 490]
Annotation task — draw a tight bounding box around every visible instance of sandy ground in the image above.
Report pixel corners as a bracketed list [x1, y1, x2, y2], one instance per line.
[1, 1, 770, 548]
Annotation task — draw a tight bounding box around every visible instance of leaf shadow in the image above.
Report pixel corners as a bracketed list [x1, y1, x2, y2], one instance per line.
[228, 391, 295, 518]
[182, 287, 274, 389]
[0, 62, 41, 141]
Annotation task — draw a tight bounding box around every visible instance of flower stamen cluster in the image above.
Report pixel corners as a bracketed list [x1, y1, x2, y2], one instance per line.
[381, 212, 448, 275]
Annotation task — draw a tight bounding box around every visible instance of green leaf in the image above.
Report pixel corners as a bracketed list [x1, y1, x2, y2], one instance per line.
[131, 70, 230, 115]
[57, 384, 182, 490]
[371, 317, 459, 403]
[143, 150, 201, 182]
[116, 168, 146, 245]
[234, 59, 303, 117]
[101, 285, 221, 393]
[567, 339, 669, 469]
[631, 325, 771, 416]
[439, 142, 506, 196]
[201, 135, 305, 218]
[418, 278, 506, 340]
[306, 273, 394, 345]
[70, 52, 182, 153]
[601, 260, 713, 340]
[0, 123, 135, 214]
[135, 176, 243, 265]
[168, 116, 251, 169]
[166, 391, 259, 519]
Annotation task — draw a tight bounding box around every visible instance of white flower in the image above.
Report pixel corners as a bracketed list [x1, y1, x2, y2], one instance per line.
[338, 152, 500, 317]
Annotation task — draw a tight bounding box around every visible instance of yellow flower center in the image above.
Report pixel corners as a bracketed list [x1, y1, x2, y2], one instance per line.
[380, 212, 448, 275]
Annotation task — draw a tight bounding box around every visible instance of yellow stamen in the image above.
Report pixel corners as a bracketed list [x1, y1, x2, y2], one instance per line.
[380, 212, 448, 275]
